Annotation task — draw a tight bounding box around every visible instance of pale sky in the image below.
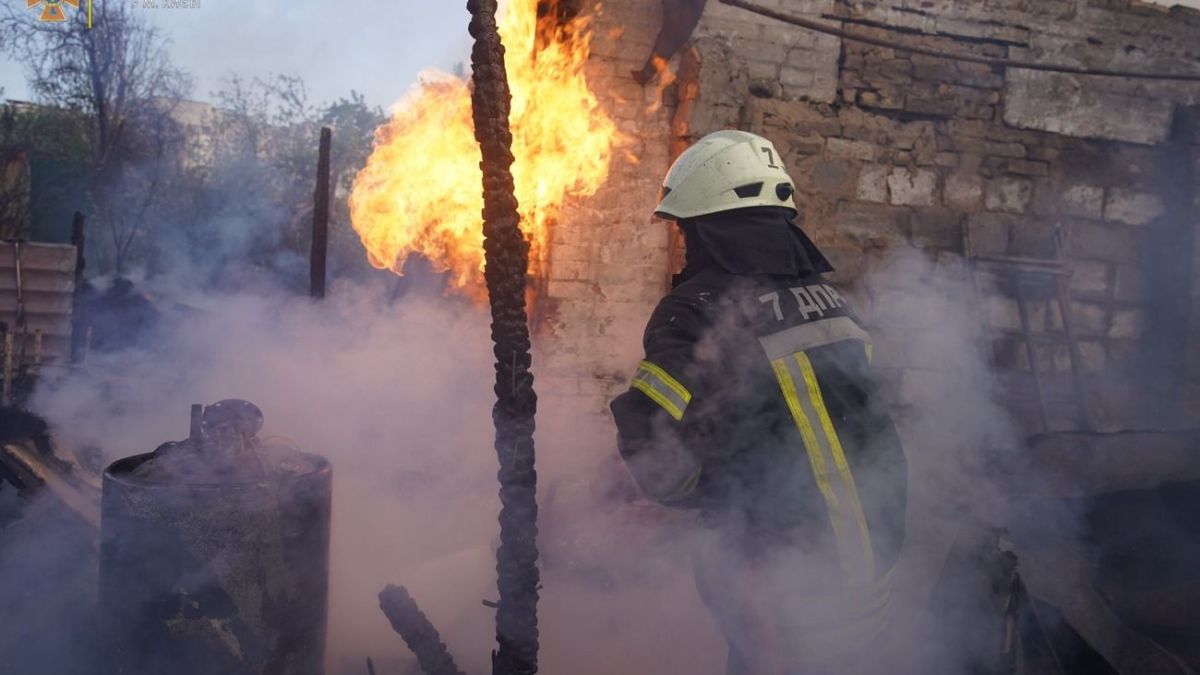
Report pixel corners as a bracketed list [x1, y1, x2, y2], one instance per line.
[1, 0, 1198, 109]
[0, 1, 474, 109]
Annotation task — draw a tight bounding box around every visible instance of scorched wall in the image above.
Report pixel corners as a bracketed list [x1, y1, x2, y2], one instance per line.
[538, 0, 1200, 445]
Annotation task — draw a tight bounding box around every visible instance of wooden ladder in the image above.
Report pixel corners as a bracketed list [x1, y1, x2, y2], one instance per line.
[966, 228, 1095, 432]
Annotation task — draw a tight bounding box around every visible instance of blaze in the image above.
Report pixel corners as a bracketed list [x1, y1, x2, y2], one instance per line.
[349, 1, 618, 299]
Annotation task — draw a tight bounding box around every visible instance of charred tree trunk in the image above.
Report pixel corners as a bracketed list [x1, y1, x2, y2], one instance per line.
[310, 126, 332, 300]
[466, 1, 541, 674]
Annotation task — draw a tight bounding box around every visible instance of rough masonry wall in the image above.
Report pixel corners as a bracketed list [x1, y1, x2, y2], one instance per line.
[539, 0, 1200, 438]
[531, 7, 730, 672]
[528, 6, 1199, 667]
[679, 0, 1200, 432]
[536, 0, 673, 447]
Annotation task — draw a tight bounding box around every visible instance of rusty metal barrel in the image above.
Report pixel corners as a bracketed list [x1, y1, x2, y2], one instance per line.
[98, 400, 332, 675]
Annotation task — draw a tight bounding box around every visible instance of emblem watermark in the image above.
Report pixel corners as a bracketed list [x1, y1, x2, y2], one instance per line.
[26, 0, 87, 24]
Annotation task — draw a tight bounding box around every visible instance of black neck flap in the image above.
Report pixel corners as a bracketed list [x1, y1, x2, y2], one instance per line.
[675, 207, 834, 284]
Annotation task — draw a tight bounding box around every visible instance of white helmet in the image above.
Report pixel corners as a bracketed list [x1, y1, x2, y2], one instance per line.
[654, 130, 797, 220]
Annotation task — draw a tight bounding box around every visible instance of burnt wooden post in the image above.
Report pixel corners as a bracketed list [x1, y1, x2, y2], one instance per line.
[468, 0, 541, 672]
[69, 211, 86, 363]
[310, 127, 332, 300]
[378, 586, 466, 675]
[377, 6, 541, 673]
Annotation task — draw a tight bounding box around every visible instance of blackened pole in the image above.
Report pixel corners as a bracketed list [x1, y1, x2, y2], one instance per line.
[310, 126, 332, 299]
[69, 211, 86, 363]
[466, 1, 540, 674]
[1143, 108, 1197, 426]
[379, 586, 467, 675]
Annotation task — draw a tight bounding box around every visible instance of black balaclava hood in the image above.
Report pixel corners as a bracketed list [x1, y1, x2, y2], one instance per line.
[675, 206, 833, 285]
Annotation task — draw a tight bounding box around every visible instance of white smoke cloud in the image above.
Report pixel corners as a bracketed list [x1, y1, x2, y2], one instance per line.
[24, 281, 497, 673]
[5, 243, 1101, 675]
[15, 276, 724, 674]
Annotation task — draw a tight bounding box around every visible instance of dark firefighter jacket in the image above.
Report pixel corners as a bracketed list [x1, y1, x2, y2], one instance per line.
[610, 208, 907, 597]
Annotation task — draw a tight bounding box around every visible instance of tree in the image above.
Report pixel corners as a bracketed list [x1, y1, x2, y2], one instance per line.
[0, 100, 93, 242]
[178, 77, 384, 289]
[2, 3, 385, 287]
[175, 74, 321, 287]
[1, 0, 193, 274]
[318, 91, 387, 277]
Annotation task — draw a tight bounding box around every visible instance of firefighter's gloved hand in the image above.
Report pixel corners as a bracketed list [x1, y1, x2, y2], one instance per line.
[620, 435, 701, 504]
[612, 389, 704, 504]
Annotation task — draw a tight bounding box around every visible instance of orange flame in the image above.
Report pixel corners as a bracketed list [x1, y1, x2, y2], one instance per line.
[645, 55, 676, 115]
[349, 1, 618, 298]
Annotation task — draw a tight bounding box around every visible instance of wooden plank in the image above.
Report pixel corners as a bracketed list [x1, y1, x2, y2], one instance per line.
[0, 242, 78, 273]
[36, 335, 69, 359]
[0, 269, 75, 293]
[0, 312, 72, 336]
[1, 334, 69, 359]
[0, 290, 74, 315]
[0, 244, 85, 361]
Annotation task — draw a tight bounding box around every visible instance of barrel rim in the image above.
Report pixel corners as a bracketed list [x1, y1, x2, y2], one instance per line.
[103, 450, 331, 489]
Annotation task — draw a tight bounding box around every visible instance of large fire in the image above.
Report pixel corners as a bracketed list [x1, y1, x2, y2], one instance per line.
[349, 1, 618, 298]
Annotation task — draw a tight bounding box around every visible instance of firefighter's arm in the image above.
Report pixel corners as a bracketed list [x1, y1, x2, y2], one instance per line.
[610, 295, 708, 506]
[610, 384, 702, 505]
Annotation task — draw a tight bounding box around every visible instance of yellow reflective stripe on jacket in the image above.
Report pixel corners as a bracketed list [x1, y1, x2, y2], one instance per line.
[769, 352, 876, 584]
[758, 315, 873, 365]
[631, 360, 692, 421]
[758, 316, 871, 361]
[793, 586, 893, 664]
[663, 465, 703, 503]
[796, 352, 875, 578]
[761, 568, 895, 666]
[770, 359, 844, 540]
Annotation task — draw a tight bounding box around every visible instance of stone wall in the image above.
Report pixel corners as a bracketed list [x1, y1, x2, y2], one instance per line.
[539, 0, 1200, 437]
[536, 0, 674, 446]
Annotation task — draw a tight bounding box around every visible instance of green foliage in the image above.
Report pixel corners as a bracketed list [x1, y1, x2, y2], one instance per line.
[163, 75, 386, 290]
[320, 91, 388, 279]
[1, 0, 193, 272]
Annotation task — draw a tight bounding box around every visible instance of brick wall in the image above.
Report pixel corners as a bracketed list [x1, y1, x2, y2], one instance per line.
[536, 0, 674, 449]
[539, 0, 1200, 438]
[696, 0, 841, 104]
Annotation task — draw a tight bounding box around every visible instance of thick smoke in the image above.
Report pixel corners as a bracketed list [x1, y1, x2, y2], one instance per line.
[3, 243, 1080, 674]
[9, 273, 721, 674]
[854, 248, 1030, 672]
[26, 280, 498, 674]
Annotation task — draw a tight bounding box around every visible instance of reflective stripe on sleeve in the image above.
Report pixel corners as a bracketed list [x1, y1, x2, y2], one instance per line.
[631, 360, 692, 421]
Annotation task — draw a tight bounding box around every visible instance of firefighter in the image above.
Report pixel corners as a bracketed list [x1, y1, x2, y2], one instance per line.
[610, 130, 908, 674]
